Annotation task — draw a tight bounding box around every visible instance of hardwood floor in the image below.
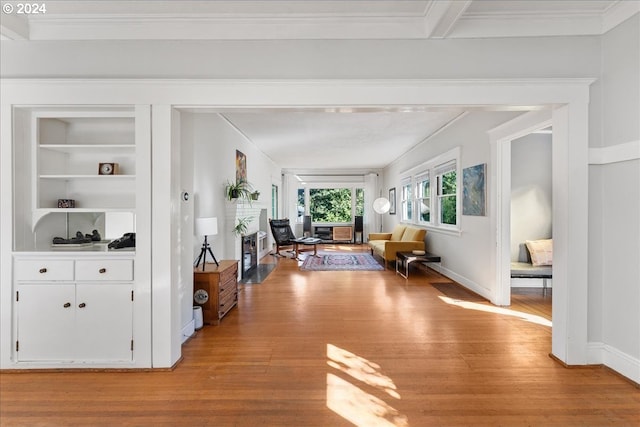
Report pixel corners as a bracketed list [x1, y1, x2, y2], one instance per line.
[1, 244, 638, 426]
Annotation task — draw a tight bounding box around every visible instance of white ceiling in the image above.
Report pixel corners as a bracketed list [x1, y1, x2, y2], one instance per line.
[220, 109, 466, 170]
[2, 1, 637, 171]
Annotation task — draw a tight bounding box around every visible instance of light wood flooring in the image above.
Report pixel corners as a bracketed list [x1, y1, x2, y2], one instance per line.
[1, 244, 638, 426]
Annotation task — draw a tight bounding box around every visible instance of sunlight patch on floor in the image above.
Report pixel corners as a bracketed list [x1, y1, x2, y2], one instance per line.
[326, 344, 408, 427]
[438, 296, 552, 327]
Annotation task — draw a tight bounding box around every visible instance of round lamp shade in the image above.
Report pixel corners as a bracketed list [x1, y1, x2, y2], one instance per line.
[373, 197, 391, 214]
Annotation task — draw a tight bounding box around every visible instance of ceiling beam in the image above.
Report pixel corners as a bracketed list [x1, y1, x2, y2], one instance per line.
[423, 0, 473, 38]
[0, 13, 29, 40]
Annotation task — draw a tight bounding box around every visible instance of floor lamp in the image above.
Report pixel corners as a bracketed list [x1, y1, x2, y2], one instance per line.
[373, 197, 391, 232]
[195, 217, 219, 270]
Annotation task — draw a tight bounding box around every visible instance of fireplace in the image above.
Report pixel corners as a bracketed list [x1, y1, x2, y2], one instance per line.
[241, 232, 258, 278]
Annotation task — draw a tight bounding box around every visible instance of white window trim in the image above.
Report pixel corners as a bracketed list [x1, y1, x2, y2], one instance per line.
[399, 177, 412, 222]
[302, 184, 366, 225]
[399, 147, 461, 235]
[415, 171, 431, 226]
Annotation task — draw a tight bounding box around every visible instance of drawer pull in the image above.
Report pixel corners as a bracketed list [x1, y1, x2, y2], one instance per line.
[39, 268, 47, 274]
[78, 303, 86, 308]
[63, 302, 71, 308]
[99, 268, 107, 274]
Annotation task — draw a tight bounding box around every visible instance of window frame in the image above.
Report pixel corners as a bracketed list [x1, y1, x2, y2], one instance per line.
[416, 171, 431, 226]
[302, 184, 365, 225]
[399, 147, 461, 235]
[400, 178, 413, 222]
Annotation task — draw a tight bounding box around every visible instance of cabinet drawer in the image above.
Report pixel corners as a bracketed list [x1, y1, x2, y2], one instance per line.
[76, 260, 133, 281]
[218, 276, 236, 295]
[219, 264, 237, 284]
[219, 282, 236, 302]
[219, 291, 237, 314]
[15, 259, 74, 281]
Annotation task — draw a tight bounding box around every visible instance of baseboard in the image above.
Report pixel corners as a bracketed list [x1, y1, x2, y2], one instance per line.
[431, 264, 492, 302]
[588, 341, 640, 384]
[181, 320, 195, 344]
[432, 263, 639, 385]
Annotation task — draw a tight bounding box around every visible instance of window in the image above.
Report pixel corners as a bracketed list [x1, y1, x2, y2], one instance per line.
[399, 147, 460, 233]
[436, 162, 457, 227]
[297, 188, 305, 221]
[355, 188, 364, 217]
[272, 184, 278, 219]
[400, 179, 413, 222]
[416, 172, 430, 224]
[310, 188, 352, 223]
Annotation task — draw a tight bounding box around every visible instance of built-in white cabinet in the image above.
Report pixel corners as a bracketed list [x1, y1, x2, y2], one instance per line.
[14, 256, 134, 363]
[8, 105, 151, 369]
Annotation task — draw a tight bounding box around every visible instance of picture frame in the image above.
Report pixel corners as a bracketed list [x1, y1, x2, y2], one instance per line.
[236, 150, 247, 183]
[389, 187, 396, 215]
[462, 163, 486, 216]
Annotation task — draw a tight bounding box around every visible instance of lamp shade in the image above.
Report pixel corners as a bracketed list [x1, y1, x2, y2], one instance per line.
[373, 197, 391, 214]
[195, 217, 218, 236]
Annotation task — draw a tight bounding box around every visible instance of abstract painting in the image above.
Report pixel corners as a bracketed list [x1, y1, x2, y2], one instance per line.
[463, 163, 486, 216]
[236, 150, 247, 183]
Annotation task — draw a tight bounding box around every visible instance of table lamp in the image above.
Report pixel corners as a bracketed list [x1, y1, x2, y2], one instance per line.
[194, 217, 219, 270]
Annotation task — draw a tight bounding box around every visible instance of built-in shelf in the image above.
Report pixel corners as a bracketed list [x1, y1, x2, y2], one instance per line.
[39, 175, 135, 180]
[39, 144, 135, 152]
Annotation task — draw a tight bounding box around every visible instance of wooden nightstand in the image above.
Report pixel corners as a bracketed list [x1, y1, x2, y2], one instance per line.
[193, 260, 239, 325]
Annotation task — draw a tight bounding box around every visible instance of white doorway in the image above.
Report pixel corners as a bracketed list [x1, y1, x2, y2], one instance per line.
[491, 110, 553, 307]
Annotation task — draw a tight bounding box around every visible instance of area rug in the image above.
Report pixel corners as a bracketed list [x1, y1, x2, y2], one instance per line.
[300, 253, 384, 271]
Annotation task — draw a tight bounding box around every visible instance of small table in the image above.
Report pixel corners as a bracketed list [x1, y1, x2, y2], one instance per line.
[292, 237, 322, 260]
[396, 251, 441, 279]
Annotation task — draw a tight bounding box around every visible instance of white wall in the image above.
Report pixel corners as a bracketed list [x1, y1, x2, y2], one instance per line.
[587, 14, 640, 377]
[510, 133, 553, 261]
[1, 37, 601, 80]
[183, 112, 281, 262]
[384, 111, 520, 297]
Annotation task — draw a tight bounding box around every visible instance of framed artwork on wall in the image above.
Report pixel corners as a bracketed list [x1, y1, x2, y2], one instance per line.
[389, 187, 396, 215]
[462, 163, 486, 216]
[236, 150, 247, 183]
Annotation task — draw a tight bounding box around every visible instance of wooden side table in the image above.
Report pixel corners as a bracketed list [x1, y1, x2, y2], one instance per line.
[396, 251, 441, 279]
[193, 260, 238, 325]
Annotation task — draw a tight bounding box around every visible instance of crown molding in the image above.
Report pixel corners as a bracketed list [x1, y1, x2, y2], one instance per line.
[602, 0, 640, 33]
[11, 0, 637, 41]
[0, 12, 29, 40]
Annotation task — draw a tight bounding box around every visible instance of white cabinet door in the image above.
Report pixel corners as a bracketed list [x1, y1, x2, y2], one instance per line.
[75, 284, 133, 361]
[17, 284, 76, 361]
[17, 284, 133, 362]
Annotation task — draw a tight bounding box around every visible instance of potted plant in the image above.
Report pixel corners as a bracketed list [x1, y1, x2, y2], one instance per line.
[250, 190, 260, 201]
[225, 179, 253, 201]
[233, 217, 252, 236]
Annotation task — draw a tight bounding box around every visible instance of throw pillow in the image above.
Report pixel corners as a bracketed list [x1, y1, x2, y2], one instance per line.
[390, 225, 407, 241]
[525, 239, 553, 266]
[401, 227, 421, 242]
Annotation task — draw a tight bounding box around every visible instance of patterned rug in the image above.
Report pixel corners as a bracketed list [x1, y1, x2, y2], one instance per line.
[300, 253, 384, 271]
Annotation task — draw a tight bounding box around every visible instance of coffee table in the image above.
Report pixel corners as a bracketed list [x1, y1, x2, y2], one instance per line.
[396, 251, 441, 279]
[292, 237, 322, 260]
